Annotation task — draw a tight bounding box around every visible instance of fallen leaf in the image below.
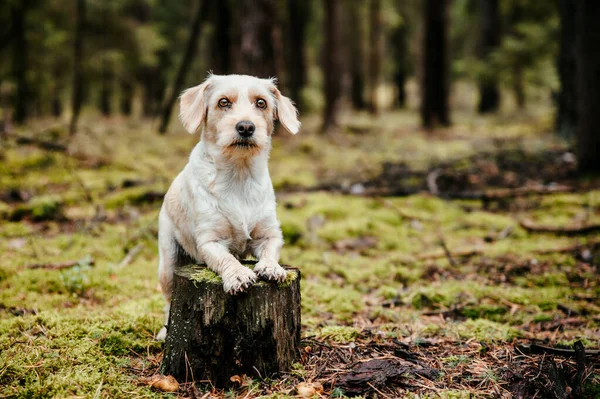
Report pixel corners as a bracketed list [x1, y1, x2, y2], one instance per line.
[141, 375, 179, 392]
[296, 382, 324, 398]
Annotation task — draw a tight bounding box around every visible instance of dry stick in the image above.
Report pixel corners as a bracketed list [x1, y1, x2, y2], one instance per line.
[26, 258, 95, 270]
[519, 218, 600, 235]
[117, 244, 144, 269]
[416, 247, 483, 261]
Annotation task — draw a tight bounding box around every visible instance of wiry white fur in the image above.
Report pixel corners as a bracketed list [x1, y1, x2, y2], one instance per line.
[156, 74, 300, 340]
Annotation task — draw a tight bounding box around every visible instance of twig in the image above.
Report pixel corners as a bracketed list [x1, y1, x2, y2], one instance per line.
[416, 247, 482, 261]
[426, 168, 441, 196]
[519, 218, 600, 235]
[438, 234, 457, 267]
[26, 258, 95, 270]
[516, 343, 600, 357]
[117, 244, 144, 269]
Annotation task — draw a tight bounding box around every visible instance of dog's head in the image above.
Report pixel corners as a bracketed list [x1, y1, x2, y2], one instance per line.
[179, 74, 300, 158]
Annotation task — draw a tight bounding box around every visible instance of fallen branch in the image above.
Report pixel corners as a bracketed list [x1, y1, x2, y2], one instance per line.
[416, 247, 483, 261]
[26, 258, 95, 270]
[519, 219, 600, 235]
[117, 244, 144, 269]
[14, 135, 68, 152]
[516, 343, 599, 357]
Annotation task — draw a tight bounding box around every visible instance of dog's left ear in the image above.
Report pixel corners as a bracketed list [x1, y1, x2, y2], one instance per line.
[271, 87, 301, 135]
[179, 80, 211, 134]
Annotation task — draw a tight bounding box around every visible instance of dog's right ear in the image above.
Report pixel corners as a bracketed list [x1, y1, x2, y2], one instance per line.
[179, 80, 211, 134]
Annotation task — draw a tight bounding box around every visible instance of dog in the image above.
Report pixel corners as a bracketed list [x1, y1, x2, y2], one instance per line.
[156, 74, 300, 340]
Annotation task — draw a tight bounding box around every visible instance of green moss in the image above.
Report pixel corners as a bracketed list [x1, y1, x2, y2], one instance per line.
[187, 264, 299, 288]
[455, 319, 521, 342]
[319, 326, 360, 343]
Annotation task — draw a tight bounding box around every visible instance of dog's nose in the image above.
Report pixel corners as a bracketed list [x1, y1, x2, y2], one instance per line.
[235, 120, 255, 138]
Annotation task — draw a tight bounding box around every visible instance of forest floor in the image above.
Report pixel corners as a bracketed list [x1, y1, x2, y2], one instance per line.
[0, 108, 599, 398]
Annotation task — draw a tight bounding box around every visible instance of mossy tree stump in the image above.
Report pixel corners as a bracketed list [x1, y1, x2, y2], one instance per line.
[161, 262, 301, 387]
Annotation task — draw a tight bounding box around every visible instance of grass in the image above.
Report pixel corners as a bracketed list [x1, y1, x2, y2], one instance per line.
[0, 107, 599, 397]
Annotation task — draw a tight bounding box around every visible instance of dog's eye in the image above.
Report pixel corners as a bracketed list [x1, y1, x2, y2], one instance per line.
[256, 99, 267, 109]
[218, 98, 230, 108]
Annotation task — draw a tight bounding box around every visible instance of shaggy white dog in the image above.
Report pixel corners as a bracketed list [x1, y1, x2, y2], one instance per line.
[156, 74, 300, 340]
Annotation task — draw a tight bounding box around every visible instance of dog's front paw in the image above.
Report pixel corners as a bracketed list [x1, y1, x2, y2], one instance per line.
[254, 260, 287, 282]
[222, 266, 257, 295]
[156, 326, 167, 341]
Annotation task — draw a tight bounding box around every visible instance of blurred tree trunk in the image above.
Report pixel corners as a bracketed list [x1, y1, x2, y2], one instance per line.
[508, 4, 525, 108]
[210, 0, 232, 75]
[348, 0, 366, 110]
[556, 0, 577, 139]
[158, 0, 209, 134]
[575, 0, 600, 172]
[391, 0, 407, 108]
[322, 0, 343, 133]
[69, 0, 86, 136]
[287, 0, 310, 110]
[235, 0, 278, 78]
[51, 86, 62, 117]
[421, 0, 450, 129]
[120, 79, 133, 116]
[99, 59, 113, 116]
[477, 0, 501, 113]
[368, 0, 383, 114]
[13, 0, 31, 124]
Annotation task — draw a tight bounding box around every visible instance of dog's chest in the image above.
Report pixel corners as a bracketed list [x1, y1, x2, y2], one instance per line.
[218, 192, 271, 252]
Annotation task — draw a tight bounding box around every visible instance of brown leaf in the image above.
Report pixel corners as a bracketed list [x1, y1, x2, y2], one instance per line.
[141, 375, 179, 392]
[296, 382, 324, 398]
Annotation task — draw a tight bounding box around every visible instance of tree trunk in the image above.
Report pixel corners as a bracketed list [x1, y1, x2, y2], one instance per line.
[421, 0, 451, 128]
[158, 0, 209, 134]
[477, 0, 501, 113]
[51, 86, 62, 117]
[575, 0, 600, 172]
[368, 0, 383, 114]
[120, 78, 133, 116]
[348, 0, 366, 110]
[161, 264, 301, 387]
[12, 1, 30, 124]
[69, 0, 85, 136]
[322, 0, 343, 133]
[235, 0, 277, 78]
[210, 0, 232, 75]
[392, 0, 407, 108]
[287, 0, 310, 110]
[99, 59, 113, 116]
[556, 0, 577, 139]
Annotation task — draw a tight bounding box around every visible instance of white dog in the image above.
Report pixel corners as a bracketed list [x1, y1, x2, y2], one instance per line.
[156, 74, 300, 340]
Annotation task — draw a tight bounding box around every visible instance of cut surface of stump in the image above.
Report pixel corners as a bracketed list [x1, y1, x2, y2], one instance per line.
[161, 262, 301, 387]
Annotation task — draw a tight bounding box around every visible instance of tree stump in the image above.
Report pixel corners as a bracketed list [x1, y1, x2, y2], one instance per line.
[160, 262, 301, 387]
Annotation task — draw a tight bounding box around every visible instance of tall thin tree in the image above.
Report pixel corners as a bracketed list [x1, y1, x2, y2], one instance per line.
[287, 0, 310, 111]
[348, 0, 366, 110]
[13, 0, 31, 124]
[158, 0, 209, 134]
[69, 0, 86, 136]
[368, 0, 383, 114]
[575, 0, 600, 172]
[556, 0, 577, 139]
[421, 0, 451, 128]
[477, 0, 501, 113]
[322, 0, 343, 133]
[391, 0, 408, 108]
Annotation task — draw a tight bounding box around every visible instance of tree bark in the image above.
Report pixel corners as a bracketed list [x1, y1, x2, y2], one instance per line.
[210, 0, 232, 75]
[158, 0, 209, 134]
[12, 0, 31, 124]
[556, 0, 577, 139]
[287, 0, 310, 110]
[235, 0, 278, 78]
[391, 0, 407, 108]
[99, 59, 113, 116]
[477, 0, 501, 113]
[161, 264, 301, 387]
[322, 0, 343, 133]
[69, 0, 85, 136]
[368, 0, 383, 114]
[575, 1, 600, 172]
[120, 78, 133, 116]
[348, 0, 366, 110]
[421, 0, 451, 128]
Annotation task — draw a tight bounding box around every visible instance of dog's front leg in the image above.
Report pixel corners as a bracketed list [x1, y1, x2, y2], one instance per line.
[252, 235, 287, 282]
[200, 242, 257, 294]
